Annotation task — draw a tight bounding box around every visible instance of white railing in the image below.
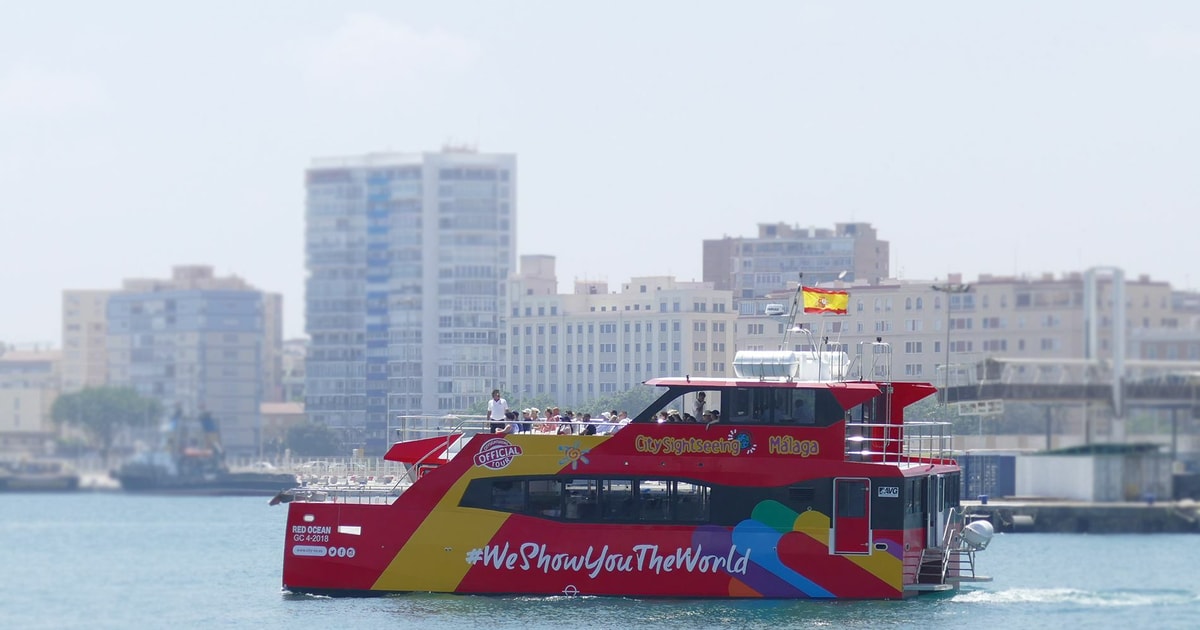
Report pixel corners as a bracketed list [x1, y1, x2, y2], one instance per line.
[843, 420, 955, 464]
[390, 414, 491, 444]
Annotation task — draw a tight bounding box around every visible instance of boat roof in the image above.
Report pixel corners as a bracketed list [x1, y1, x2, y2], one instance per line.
[645, 376, 896, 390]
[643, 376, 937, 411]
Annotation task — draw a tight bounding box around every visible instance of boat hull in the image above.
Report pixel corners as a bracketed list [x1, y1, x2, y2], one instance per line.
[281, 429, 951, 600]
[118, 470, 298, 496]
[0, 474, 81, 492]
[283, 498, 915, 599]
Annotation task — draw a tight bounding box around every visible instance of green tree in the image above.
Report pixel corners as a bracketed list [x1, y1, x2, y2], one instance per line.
[51, 387, 162, 464]
[286, 422, 345, 457]
[581, 385, 662, 417]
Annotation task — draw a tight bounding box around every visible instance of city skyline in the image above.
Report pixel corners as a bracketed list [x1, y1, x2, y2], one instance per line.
[4, 3, 1199, 345]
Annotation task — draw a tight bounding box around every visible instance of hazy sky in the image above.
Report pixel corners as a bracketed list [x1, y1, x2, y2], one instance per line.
[3, 2, 1198, 345]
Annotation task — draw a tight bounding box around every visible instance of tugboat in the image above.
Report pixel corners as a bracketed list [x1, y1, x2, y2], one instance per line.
[275, 288, 995, 599]
[115, 408, 296, 496]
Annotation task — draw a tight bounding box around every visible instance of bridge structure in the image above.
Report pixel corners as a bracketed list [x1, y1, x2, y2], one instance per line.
[939, 355, 1200, 458]
[941, 357, 1200, 413]
[930, 267, 1199, 456]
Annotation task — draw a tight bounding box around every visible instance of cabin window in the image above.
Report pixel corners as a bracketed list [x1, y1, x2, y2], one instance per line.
[491, 479, 527, 512]
[602, 479, 637, 520]
[725, 388, 752, 421]
[836, 480, 868, 518]
[527, 479, 564, 517]
[565, 479, 600, 519]
[640, 479, 672, 522]
[721, 388, 828, 425]
[674, 481, 710, 522]
[905, 478, 924, 515]
[943, 472, 961, 508]
[462, 476, 711, 524]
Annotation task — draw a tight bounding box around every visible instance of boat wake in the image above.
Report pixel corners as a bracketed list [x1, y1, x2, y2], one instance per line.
[954, 587, 1198, 608]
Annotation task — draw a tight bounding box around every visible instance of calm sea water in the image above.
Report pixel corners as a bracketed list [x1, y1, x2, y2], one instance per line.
[3, 493, 1198, 629]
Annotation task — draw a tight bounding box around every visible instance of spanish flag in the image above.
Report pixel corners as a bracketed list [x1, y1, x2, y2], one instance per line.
[802, 286, 849, 314]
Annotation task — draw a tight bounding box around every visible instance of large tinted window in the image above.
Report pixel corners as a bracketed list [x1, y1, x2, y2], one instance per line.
[528, 479, 563, 517]
[462, 476, 710, 524]
[723, 388, 834, 426]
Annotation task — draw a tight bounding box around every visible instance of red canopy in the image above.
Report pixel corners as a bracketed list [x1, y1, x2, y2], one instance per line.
[383, 434, 462, 465]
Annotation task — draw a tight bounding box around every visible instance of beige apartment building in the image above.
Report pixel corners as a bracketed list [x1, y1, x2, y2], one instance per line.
[735, 268, 1199, 451]
[0, 348, 61, 454]
[505, 256, 737, 409]
[737, 270, 1185, 381]
[61, 290, 114, 393]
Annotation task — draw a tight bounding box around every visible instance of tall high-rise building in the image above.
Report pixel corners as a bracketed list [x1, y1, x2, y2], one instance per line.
[703, 222, 889, 302]
[304, 149, 516, 454]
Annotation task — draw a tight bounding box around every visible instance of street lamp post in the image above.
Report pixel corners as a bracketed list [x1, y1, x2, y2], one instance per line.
[931, 282, 971, 403]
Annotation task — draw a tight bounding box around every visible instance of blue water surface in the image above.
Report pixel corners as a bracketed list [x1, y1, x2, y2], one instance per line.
[2, 493, 1197, 629]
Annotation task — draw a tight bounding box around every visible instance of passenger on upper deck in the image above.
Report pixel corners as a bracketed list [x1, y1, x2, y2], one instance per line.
[487, 389, 509, 432]
[558, 410, 572, 433]
[498, 410, 519, 433]
[535, 408, 558, 434]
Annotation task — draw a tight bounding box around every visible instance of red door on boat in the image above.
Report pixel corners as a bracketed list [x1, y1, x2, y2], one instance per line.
[833, 477, 871, 555]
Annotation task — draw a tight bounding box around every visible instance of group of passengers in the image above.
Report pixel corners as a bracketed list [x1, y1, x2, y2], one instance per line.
[654, 409, 719, 424]
[486, 389, 721, 437]
[495, 406, 632, 435]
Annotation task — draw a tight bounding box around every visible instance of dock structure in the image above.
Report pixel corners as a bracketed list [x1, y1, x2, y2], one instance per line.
[964, 499, 1200, 534]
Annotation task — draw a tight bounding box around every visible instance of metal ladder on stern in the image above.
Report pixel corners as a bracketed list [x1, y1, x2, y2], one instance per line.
[907, 508, 994, 594]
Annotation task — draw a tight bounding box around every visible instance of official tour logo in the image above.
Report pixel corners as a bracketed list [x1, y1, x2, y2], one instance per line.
[474, 437, 523, 470]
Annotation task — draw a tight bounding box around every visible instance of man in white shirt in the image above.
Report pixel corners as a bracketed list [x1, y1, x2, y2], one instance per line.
[487, 389, 509, 432]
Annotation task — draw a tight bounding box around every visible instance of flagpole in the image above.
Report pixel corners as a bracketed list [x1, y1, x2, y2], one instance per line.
[780, 273, 804, 351]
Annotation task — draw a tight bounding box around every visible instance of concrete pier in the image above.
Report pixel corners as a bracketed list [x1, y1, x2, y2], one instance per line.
[964, 498, 1200, 533]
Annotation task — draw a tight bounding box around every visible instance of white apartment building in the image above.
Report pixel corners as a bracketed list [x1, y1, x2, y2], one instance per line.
[304, 149, 516, 454]
[506, 256, 736, 408]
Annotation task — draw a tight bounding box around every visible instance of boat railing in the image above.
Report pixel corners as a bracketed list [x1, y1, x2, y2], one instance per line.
[945, 510, 991, 583]
[843, 420, 955, 464]
[852, 339, 892, 382]
[277, 415, 490, 505]
[391, 414, 492, 445]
